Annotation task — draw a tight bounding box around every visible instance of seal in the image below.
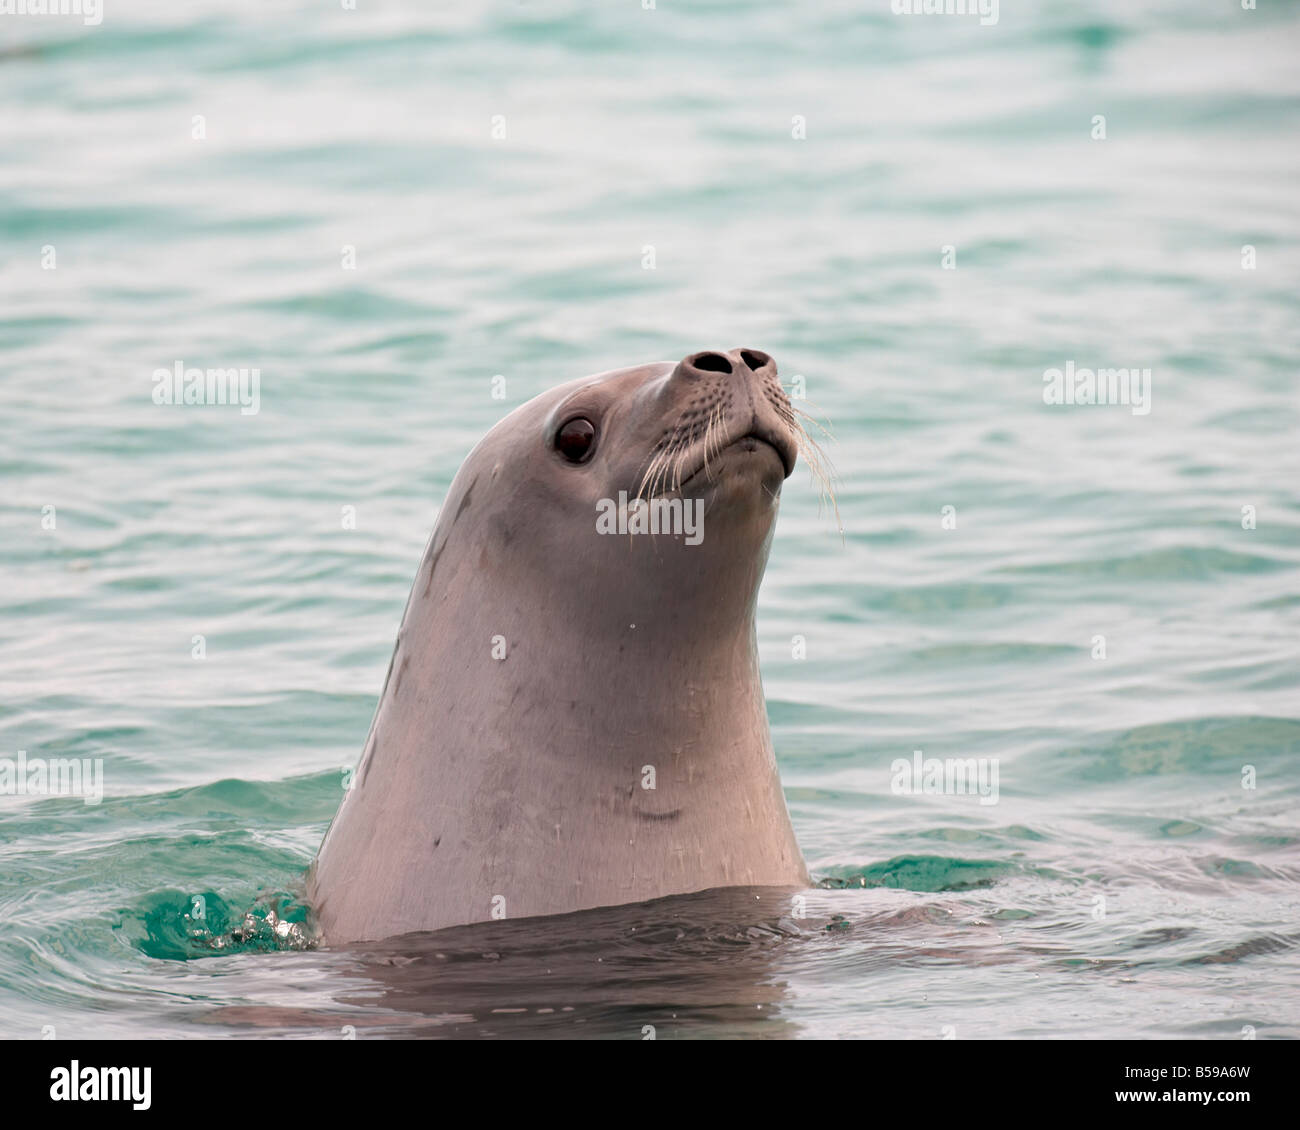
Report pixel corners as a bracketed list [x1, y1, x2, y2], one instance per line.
[308, 348, 810, 943]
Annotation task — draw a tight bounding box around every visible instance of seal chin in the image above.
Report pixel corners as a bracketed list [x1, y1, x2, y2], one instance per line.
[730, 428, 797, 478]
[677, 428, 796, 496]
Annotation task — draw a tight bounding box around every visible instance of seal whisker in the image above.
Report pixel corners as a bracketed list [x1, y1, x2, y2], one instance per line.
[670, 419, 697, 492]
[769, 398, 842, 535]
[644, 429, 681, 501]
[637, 409, 690, 504]
[636, 440, 670, 502]
[796, 430, 842, 534]
[650, 426, 685, 499]
[694, 400, 723, 487]
[791, 402, 836, 442]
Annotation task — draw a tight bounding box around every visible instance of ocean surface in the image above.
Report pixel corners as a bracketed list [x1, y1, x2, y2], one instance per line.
[1, 0, 1298, 1039]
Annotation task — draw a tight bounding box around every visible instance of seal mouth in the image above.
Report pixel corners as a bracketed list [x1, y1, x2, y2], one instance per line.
[677, 424, 796, 491]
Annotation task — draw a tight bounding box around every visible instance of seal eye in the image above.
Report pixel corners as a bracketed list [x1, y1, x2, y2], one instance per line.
[554, 417, 597, 464]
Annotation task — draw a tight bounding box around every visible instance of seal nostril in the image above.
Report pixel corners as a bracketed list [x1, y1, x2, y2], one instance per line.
[740, 350, 769, 371]
[692, 352, 732, 374]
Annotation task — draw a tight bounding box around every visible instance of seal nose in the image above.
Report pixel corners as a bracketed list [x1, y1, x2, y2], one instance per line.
[676, 350, 734, 377]
[671, 348, 776, 381]
[658, 348, 797, 480]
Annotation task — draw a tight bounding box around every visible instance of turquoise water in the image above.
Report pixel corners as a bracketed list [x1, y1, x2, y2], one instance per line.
[2, 0, 1299, 1038]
